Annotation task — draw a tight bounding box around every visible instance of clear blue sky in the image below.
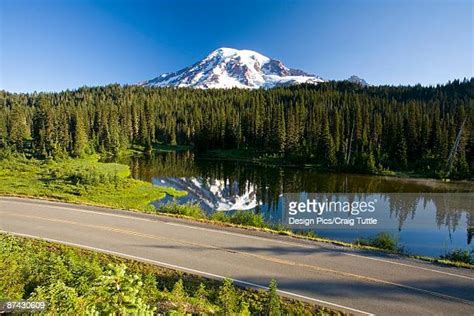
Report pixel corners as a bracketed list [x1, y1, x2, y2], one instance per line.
[1, 0, 472, 92]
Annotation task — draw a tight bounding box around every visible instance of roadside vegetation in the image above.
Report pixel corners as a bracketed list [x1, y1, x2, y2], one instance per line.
[355, 233, 474, 267]
[0, 152, 184, 211]
[0, 234, 341, 315]
[354, 232, 402, 253]
[441, 249, 473, 265]
[159, 202, 206, 219]
[159, 203, 270, 229]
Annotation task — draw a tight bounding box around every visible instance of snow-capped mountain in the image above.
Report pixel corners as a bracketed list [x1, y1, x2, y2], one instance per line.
[347, 75, 369, 87]
[140, 47, 324, 89]
[152, 176, 259, 212]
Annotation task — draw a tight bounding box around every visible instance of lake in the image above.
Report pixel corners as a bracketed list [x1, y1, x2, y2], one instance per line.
[121, 151, 474, 257]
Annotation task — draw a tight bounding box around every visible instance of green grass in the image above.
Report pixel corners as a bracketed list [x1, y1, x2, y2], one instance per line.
[0, 234, 342, 315]
[0, 154, 185, 212]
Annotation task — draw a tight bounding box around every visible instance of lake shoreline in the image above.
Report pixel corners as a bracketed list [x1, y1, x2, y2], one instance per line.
[196, 149, 474, 183]
[115, 145, 474, 183]
[197, 154, 474, 188]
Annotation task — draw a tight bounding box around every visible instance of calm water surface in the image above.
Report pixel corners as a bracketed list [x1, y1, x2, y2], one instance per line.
[122, 151, 474, 257]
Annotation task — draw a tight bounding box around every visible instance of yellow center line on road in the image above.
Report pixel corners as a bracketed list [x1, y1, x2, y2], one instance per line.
[2, 210, 473, 307]
[164, 221, 474, 281]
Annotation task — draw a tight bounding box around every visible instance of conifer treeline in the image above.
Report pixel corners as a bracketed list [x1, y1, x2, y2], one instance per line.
[0, 79, 472, 178]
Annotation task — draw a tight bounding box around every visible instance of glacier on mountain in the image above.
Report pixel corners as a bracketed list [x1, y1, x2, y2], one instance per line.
[140, 47, 324, 89]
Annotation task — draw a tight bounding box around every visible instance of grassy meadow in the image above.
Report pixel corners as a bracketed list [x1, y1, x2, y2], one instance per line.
[0, 153, 185, 212]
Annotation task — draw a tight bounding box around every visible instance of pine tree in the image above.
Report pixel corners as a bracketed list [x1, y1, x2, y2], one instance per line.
[239, 302, 251, 316]
[267, 279, 281, 316]
[89, 263, 155, 315]
[365, 149, 377, 173]
[0, 108, 8, 149]
[395, 132, 408, 168]
[218, 278, 238, 315]
[320, 118, 337, 167]
[72, 112, 87, 157]
[276, 106, 286, 153]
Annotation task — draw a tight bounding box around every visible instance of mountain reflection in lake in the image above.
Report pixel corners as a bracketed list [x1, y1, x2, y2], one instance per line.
[123, 151, 474, 257]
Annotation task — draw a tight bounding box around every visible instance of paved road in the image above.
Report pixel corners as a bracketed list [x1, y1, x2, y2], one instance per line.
[1, 197, 473, 315]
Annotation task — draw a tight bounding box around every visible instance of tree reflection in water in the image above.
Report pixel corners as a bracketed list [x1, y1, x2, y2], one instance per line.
[117, 151, 474, 248]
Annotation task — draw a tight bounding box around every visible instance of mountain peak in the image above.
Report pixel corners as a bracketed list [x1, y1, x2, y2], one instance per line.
[140, 48, 323, 89]
[347, 75, 369, 86]
[207, 47, 270, 65]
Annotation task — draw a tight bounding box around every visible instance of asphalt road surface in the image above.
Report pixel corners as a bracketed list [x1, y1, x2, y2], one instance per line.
[1, 197, 473, 315]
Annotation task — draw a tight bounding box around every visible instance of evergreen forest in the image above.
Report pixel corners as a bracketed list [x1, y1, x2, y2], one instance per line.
[0, 79, 472, 179]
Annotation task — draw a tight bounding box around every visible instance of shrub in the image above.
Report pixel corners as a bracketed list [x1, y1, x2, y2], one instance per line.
[210, 211, 266, 228]
[157, 279, 219, 314]
[157, 279, 188, 313]
[229, 211, 266, 227]
[209, 211, 228, 222]
[30, 281, 82, 314]
[218, 278, 238, 315]
[158, 202, 205, 218]
[240, 302, 251, 316]
[0, 234, 334, 315]
[0, 256, 25, 300]
[193, 283, 219, 314]
[63, 166, 120, 186]
[441, 249, 473, 264]
[355, 232, 401, 252]
[87, 263, 155, 315]
[295, 230, 318, 238]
